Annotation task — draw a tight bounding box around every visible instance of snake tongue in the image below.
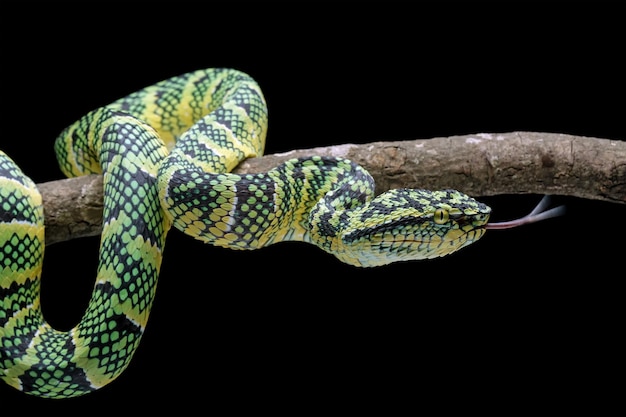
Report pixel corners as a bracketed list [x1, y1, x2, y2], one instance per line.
[485, 195, 566, 230]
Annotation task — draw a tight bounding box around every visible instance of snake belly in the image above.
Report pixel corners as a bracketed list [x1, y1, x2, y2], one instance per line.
[0, 68, 492, 398]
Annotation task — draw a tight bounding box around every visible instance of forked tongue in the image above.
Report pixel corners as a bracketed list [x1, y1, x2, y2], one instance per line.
[485, 195, 566, 230]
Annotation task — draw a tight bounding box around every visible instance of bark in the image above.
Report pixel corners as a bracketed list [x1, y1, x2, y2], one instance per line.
[38, 131, 626, 245]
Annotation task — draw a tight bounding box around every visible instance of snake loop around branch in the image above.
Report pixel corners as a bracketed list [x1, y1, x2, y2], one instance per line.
[0, 68, 493, 398]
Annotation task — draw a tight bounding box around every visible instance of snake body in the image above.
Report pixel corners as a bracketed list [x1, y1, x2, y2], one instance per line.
[0, 68, 491, 398]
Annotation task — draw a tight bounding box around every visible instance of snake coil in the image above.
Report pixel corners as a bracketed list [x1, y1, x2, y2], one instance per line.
[0, 68, 492, 398]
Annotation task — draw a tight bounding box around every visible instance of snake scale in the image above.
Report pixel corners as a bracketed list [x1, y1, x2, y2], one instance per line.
[1, 68, 558, 398]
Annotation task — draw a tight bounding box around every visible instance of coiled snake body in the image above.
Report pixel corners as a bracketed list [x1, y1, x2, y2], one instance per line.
[0, 68, 492, 398]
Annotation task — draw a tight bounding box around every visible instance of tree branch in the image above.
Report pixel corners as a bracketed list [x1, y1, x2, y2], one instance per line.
[39, 131, 626, 245]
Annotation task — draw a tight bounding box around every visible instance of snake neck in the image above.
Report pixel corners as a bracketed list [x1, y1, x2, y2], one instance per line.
[159, 155, 376, 250]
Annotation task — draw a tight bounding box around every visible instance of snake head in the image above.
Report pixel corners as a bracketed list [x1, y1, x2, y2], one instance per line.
[335, 189, 491, 267]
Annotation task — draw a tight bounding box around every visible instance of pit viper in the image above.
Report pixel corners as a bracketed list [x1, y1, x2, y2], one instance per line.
[0, 68, 562, 398]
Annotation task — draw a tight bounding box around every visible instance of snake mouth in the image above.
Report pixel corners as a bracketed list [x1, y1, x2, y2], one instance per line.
[379, 227, 487, 254]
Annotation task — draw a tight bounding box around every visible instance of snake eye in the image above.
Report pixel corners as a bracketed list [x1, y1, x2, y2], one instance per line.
[433, 208, 449, 224]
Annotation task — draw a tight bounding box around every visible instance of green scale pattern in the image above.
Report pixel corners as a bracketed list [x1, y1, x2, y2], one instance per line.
[1, 68, 493, 398]
[2, 104, 171, 396]
[1, 68, 269, 398]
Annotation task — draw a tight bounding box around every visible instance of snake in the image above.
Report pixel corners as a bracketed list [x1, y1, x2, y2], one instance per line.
[0, 68, 563, 398]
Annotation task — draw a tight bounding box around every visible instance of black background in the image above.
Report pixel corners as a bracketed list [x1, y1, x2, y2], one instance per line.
[2, 2, 624, 416]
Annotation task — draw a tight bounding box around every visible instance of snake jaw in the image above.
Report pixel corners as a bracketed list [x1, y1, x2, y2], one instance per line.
[335, 225, 489, 267]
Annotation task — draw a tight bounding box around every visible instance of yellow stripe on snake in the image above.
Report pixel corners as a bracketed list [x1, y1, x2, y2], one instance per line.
[0, 68, 513, 398]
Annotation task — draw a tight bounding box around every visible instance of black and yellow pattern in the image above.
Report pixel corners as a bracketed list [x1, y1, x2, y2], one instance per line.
[0, 68, 491, 398]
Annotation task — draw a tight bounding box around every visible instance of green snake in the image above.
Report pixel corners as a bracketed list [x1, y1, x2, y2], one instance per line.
[0, 68, 562, 398]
